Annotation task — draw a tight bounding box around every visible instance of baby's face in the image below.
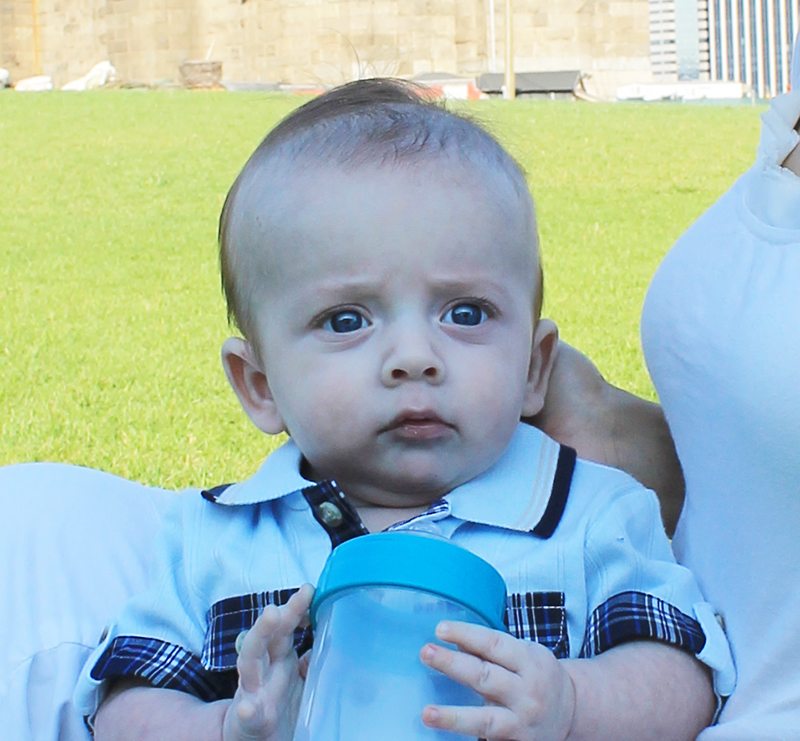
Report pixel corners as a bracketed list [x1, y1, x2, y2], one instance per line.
[232, 161, 552, 510]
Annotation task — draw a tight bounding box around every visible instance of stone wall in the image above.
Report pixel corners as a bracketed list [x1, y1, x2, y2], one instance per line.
[0, 0, 654, 97]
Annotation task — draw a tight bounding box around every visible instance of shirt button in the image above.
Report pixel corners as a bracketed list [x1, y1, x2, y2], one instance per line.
[235, 630, 248, 655]
[318, 501, 344, 527]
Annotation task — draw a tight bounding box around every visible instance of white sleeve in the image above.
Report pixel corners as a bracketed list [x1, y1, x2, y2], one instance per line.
[755, 90, 800, 168]
[0, 463, 174, 741]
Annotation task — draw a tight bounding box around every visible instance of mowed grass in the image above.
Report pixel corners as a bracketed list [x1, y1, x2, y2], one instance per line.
[0, 91, 762, 489]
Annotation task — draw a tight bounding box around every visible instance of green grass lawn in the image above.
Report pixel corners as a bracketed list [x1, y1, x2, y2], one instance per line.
[0, 90, 762, 488]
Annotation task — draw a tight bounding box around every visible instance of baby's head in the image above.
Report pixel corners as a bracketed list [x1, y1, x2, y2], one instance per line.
[219, 78, 557, 512]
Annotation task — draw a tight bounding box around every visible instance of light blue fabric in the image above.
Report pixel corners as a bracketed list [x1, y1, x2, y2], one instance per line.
[74, 423, 734, 715]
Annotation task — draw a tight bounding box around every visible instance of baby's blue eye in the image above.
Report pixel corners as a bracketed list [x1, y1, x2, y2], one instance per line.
[443, 303, 488, 326]
[324, 310, 367, 333]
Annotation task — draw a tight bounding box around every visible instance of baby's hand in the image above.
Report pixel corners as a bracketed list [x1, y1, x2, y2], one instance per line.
[222, 584, 313, 741]
[419, 621, 576, 741]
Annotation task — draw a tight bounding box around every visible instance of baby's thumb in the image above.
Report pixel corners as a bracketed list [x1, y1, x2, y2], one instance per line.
[298, 651, 311, 680]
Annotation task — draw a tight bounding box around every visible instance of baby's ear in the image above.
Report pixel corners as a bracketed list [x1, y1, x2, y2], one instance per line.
[522, 319, 559, 418]
[221, 337, 286, 435]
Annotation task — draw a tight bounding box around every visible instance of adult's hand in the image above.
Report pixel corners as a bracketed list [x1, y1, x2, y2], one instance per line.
[525, 342, 685, 535]
[783, 130, 800, 174]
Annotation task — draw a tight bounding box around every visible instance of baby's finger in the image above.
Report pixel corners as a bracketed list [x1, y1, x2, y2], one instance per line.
[298, 651, 311, 680]
[284, 583, 314, 626]
[422, 703, 518, 740]
[435, 621, 525, 674]
[420, 642, 516, 704]
[264, 584, 313, 659]
[237, 586, 313, 693]
[237, 604, 282, 693]
[262, 586, 313, 650]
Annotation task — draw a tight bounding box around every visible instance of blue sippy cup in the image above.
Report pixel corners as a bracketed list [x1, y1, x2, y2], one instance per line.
[293, 532, 507, 740]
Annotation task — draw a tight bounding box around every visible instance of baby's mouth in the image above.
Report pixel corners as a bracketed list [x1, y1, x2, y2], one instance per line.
[382, 411, 455, 441]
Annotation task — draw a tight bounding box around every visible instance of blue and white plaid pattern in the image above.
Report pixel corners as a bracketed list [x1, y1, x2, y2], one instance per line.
[92, 588, 706, 700]
[206, 590, 571, 668]
[505, 591, 569, 658]
[582, 590, 706, 658]
[387, 498, 450, 530]
[202, 588, 313, 670]
[91, 636, 237, 701]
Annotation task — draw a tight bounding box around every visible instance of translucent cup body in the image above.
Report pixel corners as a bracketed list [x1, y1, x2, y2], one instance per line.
[293, 585, 488, 740]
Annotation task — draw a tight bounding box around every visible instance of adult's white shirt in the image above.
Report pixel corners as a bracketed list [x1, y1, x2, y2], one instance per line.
[642, 90, 800, 738]
[0, 464, 173, 740]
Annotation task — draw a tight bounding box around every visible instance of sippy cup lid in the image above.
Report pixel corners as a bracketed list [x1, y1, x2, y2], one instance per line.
[311, 532, 507, 631]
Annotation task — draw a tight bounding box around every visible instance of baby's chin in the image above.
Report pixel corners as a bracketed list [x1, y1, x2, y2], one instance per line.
[350, 468, 477, 509]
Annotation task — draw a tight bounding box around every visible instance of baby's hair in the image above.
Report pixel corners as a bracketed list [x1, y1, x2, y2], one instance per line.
[219, 77, 541, 338]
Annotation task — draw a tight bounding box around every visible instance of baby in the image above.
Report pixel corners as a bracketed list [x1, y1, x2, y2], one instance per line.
[75, 78, 732, 740]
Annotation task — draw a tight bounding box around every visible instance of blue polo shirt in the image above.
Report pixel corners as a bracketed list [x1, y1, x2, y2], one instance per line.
[74, 423, 734, 716]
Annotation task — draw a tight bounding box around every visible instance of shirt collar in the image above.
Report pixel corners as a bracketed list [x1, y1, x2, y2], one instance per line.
[443, 423, 565, 532]
[214, 424, 566, 534]
[214, 440, 311, 505]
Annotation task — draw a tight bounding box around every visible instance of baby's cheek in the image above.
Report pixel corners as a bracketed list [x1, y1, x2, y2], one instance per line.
[466, 375, 527, 438]
[289, 384, 361, 447]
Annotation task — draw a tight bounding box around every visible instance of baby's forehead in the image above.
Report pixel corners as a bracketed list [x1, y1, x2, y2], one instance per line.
[237, 150, 533, 233]
[229, 158, 539, 301]
[224, 154, 541, 334]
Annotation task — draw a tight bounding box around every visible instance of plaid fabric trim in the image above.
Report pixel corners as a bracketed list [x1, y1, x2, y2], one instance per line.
[203, 589, 313, 670]
[505, 591, 569, 658]
[582, 590, 706, 658]
[90, 636, 237, 701]
[302, 480, 369, 546]
[387, 498, 450, 531]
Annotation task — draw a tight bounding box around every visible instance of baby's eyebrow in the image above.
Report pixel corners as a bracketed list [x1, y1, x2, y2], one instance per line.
[427, 277, 513, 297]
[307, 277, 512, 298]
[308, 277, 382, 296]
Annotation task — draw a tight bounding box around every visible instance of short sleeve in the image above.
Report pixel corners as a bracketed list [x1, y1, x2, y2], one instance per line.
[581, 486, 735, 698]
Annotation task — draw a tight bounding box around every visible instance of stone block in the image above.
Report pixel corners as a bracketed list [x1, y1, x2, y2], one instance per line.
[2, 0, 655, 90]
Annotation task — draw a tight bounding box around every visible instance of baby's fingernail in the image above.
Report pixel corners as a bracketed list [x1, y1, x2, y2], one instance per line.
[423, 707, 440, 725]
[436, 621, 451, 638]
[421, 644, 437, 661]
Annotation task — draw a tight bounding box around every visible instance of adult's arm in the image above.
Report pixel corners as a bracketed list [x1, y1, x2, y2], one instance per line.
[0, 463, 173, 741]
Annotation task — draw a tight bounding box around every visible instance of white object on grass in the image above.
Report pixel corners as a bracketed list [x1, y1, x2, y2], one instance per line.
[14, 75, 53, 92]
[62, 61, 116, 91]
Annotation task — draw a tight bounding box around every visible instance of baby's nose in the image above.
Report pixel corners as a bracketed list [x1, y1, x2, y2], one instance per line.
[386, 363, 441, 383]
[381, 333, 445, 386]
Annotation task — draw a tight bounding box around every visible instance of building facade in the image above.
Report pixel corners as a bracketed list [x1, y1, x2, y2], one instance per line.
[650, 0, 798, 96]
[0, 0, 650, 96]
[1, 0, 795, 96]
[708, 0, 798, 97]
